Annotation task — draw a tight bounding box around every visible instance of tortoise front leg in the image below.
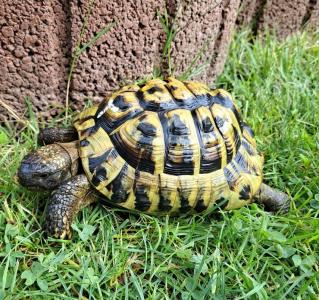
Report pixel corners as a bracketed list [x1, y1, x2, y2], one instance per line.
[254, 183, 290, 214]
[45, 174, 98, 239]
[38, 127, 78, 145]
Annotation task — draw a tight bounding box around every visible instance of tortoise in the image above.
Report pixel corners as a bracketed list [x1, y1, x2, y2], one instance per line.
[18, 77, 289, 239]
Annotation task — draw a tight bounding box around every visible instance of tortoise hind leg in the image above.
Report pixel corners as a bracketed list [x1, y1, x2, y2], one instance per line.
[253, 183, 290, 214]
[38, 127, 78, 145]
[45, 174, 98, 239]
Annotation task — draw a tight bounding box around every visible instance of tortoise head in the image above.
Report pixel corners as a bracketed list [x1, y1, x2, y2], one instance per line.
[18, 142, 79, 190]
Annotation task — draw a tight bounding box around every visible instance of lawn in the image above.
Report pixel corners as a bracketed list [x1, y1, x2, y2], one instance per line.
[0, 30, 318, 299]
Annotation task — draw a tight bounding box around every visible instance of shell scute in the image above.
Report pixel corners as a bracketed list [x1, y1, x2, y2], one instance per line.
[74, 78, 263, 214]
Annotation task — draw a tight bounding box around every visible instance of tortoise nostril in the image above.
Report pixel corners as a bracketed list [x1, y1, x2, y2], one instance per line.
[18, 163, 31, 177]
[18, 164, 26, 176]
[17, 163, 35, 186]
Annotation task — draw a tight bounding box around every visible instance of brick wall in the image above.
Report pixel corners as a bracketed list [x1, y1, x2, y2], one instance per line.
[0, 0, 240, 121]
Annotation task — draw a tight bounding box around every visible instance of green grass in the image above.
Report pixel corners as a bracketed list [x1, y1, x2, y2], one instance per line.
[1, 30, 319, 299]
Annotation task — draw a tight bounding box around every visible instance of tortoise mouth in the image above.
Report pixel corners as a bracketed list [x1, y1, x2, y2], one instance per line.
[19, 181, 44, 191]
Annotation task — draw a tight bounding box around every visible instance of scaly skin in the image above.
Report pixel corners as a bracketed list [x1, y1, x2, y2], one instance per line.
[254, 183, 290, 213]
[18, 142, 78, 190]
[45, 174, 97, 239]
[38, 127, 78, 145]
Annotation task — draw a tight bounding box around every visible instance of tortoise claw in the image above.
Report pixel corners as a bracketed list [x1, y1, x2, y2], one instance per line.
[44, 213, 72, 240]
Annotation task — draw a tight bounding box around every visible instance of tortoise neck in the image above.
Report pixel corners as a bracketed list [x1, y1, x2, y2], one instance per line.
[56, 142, 80, 176]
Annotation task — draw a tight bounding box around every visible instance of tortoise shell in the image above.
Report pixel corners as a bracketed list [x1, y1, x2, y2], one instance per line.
[74, 77, 263, 214]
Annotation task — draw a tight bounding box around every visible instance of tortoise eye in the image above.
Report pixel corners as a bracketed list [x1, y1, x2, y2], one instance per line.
[38, 173, 49, 178]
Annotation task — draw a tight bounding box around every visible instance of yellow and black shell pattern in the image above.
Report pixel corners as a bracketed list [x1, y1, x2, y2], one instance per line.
[74, 77, 263, 214]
